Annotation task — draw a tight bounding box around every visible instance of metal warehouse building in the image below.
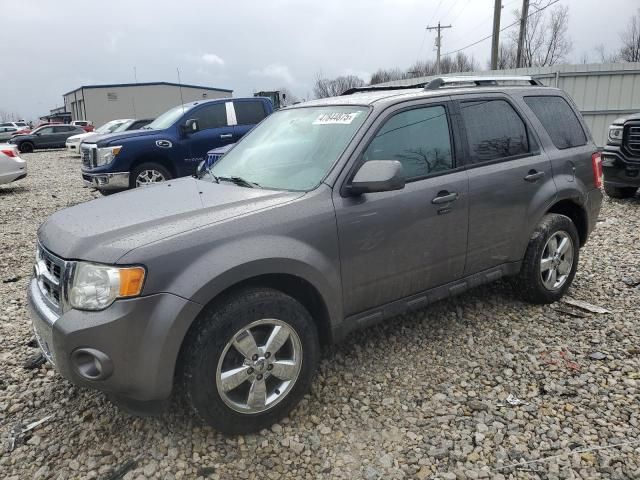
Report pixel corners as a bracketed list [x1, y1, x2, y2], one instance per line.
[63, 82, 233, 127]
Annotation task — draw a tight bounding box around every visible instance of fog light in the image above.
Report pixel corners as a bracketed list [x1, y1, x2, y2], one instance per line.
[71, 348, 113, 380]
[97, 177, 108, 186]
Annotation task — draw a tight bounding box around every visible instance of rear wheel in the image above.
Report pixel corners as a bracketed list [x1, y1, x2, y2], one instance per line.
[130, 162, 172, 188]
[517, 214, 579, 304]
[18, 142, 34, 153]
[181, 288, 320, 434]
[603, 183, 637, 199]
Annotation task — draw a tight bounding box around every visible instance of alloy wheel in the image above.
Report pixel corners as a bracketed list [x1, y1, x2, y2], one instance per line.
[540, 230, 574, 290]
[216, 319, 303, 414]
[135, 169, 166, 186]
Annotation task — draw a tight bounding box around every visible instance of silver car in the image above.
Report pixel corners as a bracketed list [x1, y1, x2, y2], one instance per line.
[0, 144, 26, 185]
[0, 126, 19, 141]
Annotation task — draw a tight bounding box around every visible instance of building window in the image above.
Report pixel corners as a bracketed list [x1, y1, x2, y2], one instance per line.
[107, 92, 118, 101]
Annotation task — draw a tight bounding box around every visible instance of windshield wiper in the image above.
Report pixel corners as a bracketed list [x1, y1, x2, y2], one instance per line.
[217, 175, 259, 188]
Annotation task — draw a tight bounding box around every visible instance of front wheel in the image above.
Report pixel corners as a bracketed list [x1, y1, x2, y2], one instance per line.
[130, 162, 172, 188]
[181, 288, 320, 434]
[517, 214, 580, 304]
[18, 142, 34, 153]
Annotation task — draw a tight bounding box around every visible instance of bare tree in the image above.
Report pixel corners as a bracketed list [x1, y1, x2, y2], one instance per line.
[313, 74, 366, 98]
[0, 110, 23, 122]
[594, 44, 619, 63]
[370, 68, 406, 85]
[619, 9, 640, 62]
[494, 43, 518, 69]
[507, 4, 572, 67]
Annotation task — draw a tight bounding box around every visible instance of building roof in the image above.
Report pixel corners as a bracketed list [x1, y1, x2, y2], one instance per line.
[63, 81, 233, 97]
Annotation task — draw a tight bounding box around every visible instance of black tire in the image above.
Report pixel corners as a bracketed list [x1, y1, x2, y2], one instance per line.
[97, 189, 120, 196]
[130, 162, 172, 188]
[18, 142, 34, 153]
[517, 214, 580, 304]
[181, 287, 320, 434]
[603, 183, 637, 199]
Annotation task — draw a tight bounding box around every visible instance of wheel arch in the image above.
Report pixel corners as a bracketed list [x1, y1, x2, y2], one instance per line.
[130, 154, 177, 179]
[546, 198, 588, 247]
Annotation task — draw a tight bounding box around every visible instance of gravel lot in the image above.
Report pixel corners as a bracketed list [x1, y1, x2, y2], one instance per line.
[1, 150, 639, 480]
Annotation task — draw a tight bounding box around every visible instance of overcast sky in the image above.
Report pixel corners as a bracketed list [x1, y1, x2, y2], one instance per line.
[1, 0, 636, 120]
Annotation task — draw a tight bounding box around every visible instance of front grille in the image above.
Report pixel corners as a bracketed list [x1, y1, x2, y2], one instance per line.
[206, 152, 222, 167]
[626, 124, 640, 155]
[35, 245, 67, 312]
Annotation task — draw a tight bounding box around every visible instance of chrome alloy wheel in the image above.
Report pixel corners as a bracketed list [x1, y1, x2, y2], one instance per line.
[135, 169, 166, 186]
[540, 230, 574, 290]
[216, 319, 303, 414]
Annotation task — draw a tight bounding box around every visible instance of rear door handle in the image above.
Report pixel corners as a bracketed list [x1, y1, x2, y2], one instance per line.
[431, 191, 459, 204]
[524, 170, 545, 182]
[220, 133, 233, 139]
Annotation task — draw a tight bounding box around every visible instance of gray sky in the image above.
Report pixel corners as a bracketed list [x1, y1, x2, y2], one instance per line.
[1, 0, 636, 120]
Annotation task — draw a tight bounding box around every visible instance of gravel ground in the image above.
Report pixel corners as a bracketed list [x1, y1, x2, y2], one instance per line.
[1, 150, 639, 480]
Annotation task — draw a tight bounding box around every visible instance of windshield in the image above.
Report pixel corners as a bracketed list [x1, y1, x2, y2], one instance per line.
[210, 106, 368, 191]
[145, 104, 191, 130]
[95, 120, 127, 134]
[112, 120, 135, 132]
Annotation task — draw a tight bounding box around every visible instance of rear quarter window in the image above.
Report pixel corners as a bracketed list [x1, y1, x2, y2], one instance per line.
[524, 96, 587, 149]
[234, 101, 267, 125]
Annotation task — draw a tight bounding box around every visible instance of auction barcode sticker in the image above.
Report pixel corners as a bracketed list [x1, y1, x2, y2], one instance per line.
[313, 112, 360, 125]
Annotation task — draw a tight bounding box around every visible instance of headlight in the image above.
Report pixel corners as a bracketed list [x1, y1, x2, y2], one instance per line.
[608, 126, 623, 144]
[69, 262, 145, 310]
[95, 145, 122, 166]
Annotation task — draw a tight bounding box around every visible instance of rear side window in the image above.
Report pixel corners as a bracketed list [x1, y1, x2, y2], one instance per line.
[194, 103, 227, 129]
[524, 96, 587, 149]
[363, 105, 454, 180]
[460, 99, 529, 163]
[234, 101, 268, 125]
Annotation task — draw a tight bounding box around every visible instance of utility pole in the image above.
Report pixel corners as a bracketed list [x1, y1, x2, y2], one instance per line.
[490, 0, 502, 70]
[427, 22, 452, 75]
[516, 0, 530, 68]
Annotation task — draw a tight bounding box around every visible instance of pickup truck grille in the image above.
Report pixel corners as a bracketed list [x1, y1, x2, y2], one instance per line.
[35, 245, 67, 312]
[627, 124, 640, 155]
[81, 144, 97, 169]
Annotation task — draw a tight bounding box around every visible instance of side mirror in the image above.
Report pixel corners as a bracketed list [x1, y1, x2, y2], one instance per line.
[349, 160, 405, 195]
[195, 159, 208, 179]
[183, 118, 199, 134]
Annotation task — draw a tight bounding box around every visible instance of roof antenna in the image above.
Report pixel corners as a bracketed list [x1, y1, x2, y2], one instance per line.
[176, 67, 185, 114]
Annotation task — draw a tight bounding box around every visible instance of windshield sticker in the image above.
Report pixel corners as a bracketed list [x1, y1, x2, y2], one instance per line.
[313, 112, 360, 125]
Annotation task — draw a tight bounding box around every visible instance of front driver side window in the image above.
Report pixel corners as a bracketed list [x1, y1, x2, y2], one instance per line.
[363, 105, 453, 180]
[193, 103, 227, 130]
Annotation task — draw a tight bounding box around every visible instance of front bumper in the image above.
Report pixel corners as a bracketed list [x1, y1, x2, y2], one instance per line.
[602, 146, 640, 188]
[81, 171, 130, 190]
[27, 275, 202, 405]
[66, 142, 81, 155]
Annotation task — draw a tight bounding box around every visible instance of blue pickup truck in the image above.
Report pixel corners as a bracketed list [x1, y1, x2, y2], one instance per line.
[80, 97, 273, 193]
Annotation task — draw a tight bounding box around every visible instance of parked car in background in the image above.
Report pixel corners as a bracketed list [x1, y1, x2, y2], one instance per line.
[0, 126, 20, 141]
[0, 121, 30, 133]
[9, 124, 85, 153]
[72, 120, 94, 132]
[29, 77, 602, 434]
[68, 118, 154, 156]
[0, 144, 26, 185]
[80, 97, 272, 193]
[602, 113, 640, 198]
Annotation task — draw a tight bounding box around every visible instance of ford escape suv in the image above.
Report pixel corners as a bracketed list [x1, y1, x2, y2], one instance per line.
[28, 76, 603, 434]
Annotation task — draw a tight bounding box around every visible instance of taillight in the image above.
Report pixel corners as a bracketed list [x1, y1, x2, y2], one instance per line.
[1, 148, 17, 158]
[591, 151, 603, 189]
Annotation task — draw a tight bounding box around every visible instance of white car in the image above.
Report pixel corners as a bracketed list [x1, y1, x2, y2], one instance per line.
[0, 144, 26, 185]
[0, 121, 30, 133]
[66, 119, 131, 155]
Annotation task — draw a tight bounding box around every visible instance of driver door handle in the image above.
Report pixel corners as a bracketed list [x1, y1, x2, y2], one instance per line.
[431, 191, 459, 204]
[220, 133, 233, 139]
[524, 170, 545, 182]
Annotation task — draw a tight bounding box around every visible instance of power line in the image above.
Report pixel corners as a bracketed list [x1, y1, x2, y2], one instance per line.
[427, 0, 444, 26]
[445, 0, 519, 50]
[449, 0, 472, 25]
[441, 0, 561, 57]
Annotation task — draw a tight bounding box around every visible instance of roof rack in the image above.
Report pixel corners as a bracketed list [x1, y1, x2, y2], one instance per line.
[425, 76, 543, 90]
[341, 83, 426, 96]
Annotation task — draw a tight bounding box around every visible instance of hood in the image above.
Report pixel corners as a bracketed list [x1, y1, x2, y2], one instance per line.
[613, 112, 640, 125]
[38, 177, 304, 263]
[67, 132, 92, 141]
[86, 128, 161, 146]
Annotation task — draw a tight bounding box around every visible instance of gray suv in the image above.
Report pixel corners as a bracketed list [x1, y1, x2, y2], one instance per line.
[28, 76, 603, 434]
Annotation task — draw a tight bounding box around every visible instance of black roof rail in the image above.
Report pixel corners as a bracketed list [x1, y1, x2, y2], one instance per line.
[425, 75, 543, 90]
[341, 83, 427, 96]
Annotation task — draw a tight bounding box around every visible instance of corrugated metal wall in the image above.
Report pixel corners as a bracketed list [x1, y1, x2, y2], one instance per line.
[378, 62, 640, 146]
